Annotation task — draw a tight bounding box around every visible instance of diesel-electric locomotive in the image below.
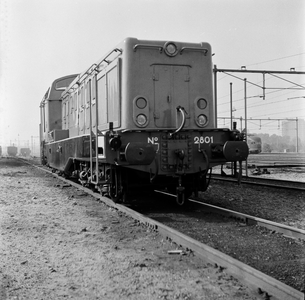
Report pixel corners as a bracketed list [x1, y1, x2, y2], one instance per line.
[40, 38, 248, 204]
[247, 136, 262, 154]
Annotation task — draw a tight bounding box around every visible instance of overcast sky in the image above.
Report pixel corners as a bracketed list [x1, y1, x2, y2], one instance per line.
[0, 0, 304, 147]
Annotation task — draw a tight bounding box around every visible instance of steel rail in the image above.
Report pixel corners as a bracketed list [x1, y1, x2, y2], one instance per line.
[154, 189, 305, 240]
[20, 160, 304, 300]
[211, 175, 305, 191]
[188, 198, 305, 241]
[249, 164, 305, 168]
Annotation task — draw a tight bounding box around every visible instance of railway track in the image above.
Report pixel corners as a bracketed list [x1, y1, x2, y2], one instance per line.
[154, 190, 305, 241]
[211, 174, 305, 191]
[191, 198, 305, 240]
[20, 158, 303, 300]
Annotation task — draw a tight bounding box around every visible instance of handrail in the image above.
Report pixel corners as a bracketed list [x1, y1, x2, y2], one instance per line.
[76, 63, 98, 85]
[95, 48, 122, 71]
[169, 106, 187, 137]
[133, 44, 163, 53]
[62, 48, 123, 98]
[180, 47, 208, 55]
[98, 48, 122, 66]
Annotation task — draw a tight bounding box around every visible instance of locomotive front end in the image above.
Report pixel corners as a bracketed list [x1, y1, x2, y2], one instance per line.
[104, 38, 249, 203]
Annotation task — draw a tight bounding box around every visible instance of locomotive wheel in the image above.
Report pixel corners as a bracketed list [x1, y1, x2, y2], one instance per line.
[109, 167, 124, 203]
[110, 192, 121, 203]
[192, 172, 208, 194]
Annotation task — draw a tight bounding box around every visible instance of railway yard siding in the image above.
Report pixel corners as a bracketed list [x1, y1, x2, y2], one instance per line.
[136, 178, 305, 293]
[0, 158, 256, 300]
[196, 179, 305, 291]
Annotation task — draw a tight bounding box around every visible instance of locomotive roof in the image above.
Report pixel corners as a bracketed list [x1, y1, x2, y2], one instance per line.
[61, 37, 212, 98]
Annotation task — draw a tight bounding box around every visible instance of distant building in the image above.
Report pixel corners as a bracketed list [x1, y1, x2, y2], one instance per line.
[282, 119, 305, 142]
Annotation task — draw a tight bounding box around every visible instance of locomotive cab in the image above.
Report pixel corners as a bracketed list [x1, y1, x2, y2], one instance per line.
[39, 74, 78, 165]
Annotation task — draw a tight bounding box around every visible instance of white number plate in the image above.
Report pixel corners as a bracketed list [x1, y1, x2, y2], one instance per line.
[194, 136, 214, 144]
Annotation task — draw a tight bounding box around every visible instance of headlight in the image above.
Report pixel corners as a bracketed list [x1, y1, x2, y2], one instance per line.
[197, 98, 207, 109]
[164, 42, 178, 57]
[136, 114, 147, 126]
[136, 97, 147, 109]
[196, 114, 208, 127]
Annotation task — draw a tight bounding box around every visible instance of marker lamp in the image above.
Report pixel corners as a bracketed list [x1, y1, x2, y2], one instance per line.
[164, 42, 178, 57]
[136, 114, 147, 126]
[197, 114, 208, 127]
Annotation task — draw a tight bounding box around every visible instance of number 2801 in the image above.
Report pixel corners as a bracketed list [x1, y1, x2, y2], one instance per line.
[194, 136, 214, 144]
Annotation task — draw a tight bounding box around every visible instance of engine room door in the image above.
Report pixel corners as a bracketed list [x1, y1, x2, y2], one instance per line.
[153, 65, 190, 128]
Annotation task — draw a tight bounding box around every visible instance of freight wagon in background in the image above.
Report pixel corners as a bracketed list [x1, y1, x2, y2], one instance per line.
[7, 146, 18, 157]
[40, 37, 249, 205]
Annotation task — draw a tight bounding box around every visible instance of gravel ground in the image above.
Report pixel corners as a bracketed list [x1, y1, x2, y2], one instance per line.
[134, 168, 305, 293]
[195, 168, 305, 292]
[0, 158, 257, 300]
[204, 168, 305, 230]
[248, 167, 305, 183]
[144, 206, 305, 293]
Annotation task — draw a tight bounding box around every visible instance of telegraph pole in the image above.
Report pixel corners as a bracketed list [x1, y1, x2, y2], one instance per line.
[296, 117, 299, 153]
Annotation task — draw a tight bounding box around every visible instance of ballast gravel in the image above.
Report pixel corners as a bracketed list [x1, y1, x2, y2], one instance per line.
[0, 158, 257, 300]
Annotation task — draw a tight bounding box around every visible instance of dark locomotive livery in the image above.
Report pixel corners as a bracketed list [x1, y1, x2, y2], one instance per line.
[40, 38, 248, 204]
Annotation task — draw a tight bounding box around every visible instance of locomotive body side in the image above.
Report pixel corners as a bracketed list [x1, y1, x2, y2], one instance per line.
[20, 148, 31, 157]
[41, 38, 248, 203]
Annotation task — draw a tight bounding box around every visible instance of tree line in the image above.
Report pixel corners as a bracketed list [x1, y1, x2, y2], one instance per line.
[252, 133, 304, 153]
